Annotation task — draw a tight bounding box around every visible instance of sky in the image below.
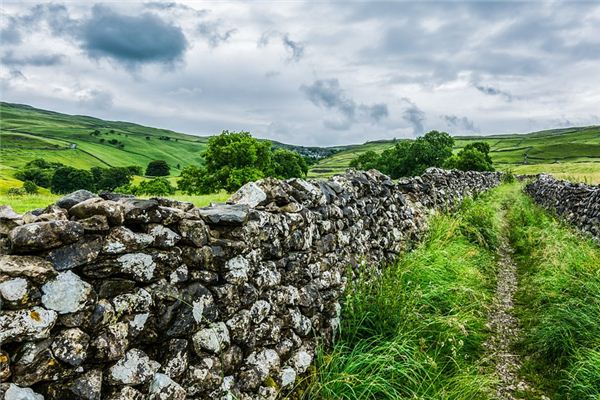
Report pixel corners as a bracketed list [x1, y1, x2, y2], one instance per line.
[1, 1, 599, 146]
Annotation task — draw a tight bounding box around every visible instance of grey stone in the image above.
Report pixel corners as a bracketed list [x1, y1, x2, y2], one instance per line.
[69, 198, 125, 225]
[178, 219, 208, 246]
[9, 220, 84, 252]
[46, 236, 103, 270]
[78, 214, 111, 232]
[4, 384, 44, 400]
[197, 204, 249, 225]
[51, 327, 90, 366]
[103, 226, 153, 254]
[228, 181, 267, 208]
[69, 369, 102, 400]
[0, 306, 57, 343]
[56, 190, 96, 209]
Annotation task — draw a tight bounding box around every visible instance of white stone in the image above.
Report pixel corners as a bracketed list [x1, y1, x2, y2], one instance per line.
[130, 313, 149, 331]
[109, 348, 160, 385]
[41, 271, 92, 314]
[247, 348, 280, 379]
[5, 384, 44, 400]
[288, 349, 313, 374]
[192, 301, 204, 323]
[0, 277, 28, 301]
[280, 366, 296, 388]
[224, 255, 250, 285]
[192, 322, 230, 354]
[117, 253, 156, 282]
[228, 181, 267, 208]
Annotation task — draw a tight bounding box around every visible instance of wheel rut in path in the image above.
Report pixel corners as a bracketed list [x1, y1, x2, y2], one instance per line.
[484, 212, 547, 400]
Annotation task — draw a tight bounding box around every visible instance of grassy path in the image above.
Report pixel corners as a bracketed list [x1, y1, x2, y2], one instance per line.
[304, 183, 600, 399]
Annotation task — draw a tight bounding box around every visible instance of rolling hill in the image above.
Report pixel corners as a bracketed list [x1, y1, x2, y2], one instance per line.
[308, 126, 600, 182]
[1, 102, 600, 196]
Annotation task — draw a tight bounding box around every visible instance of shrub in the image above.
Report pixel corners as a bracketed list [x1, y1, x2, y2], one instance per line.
[135, 177, 176, 196]
[22, 180, 38, 194]
[50, 167, 95, 194]
[7, 187, 25, 196]
[146, 160, 170, 177]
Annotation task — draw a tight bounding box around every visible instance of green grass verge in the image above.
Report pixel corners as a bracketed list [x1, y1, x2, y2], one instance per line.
[507, 184, 600, 398]
[0, 191, 230, 213]
[303, 186, 510, 399]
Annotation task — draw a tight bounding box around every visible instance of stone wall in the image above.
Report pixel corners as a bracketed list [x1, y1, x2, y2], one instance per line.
[0, 168, 501, 400]
[525, 174, 600, 240]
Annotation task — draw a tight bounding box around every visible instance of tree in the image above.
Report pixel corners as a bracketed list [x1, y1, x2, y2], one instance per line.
[177, 165, 215, 195]
[146, 160, 170, 176]
[135, 178, 176, 196]
[22, 180, 38, 194]
[271, 149, 308, 179]
[348, 131, 455, 178]
[94, 167, 135, 191]
[50, 167, 95, 194]
[445, 141, 494, 172]
[15, 159, 65, 188]
[349, 150, 381, 171]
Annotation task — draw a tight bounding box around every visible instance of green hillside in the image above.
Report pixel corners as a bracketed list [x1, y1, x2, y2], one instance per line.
[0, 102, 209, 176]
[308, 126, 600, 182]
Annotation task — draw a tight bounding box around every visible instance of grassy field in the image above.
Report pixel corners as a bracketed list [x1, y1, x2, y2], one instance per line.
[506, 184, 600, 398]
[308, 127, 600, 182]
[303, 186, 505, 399]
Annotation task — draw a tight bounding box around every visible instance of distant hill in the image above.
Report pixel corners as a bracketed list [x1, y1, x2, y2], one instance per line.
[1, 102, 599, 186]
[308, 126, 600, 178]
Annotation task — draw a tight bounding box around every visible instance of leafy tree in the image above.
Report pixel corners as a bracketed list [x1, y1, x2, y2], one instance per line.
[14, 159, 64, 188]
[146, 160, 170, 176]
[91, 167, 135, 191]
[135, 178, 176, 196]
[348, 131, 455, 178]
[445, 142, 494, 172]
[177, 165, 216, 195]
[349, 150, 381, 171]
[50, 167, 95, 194]
[7, 187, 25, 196]
[22, 180, 38, 194]
[126, 165, 143, 176]
[271, 149, 308, 179]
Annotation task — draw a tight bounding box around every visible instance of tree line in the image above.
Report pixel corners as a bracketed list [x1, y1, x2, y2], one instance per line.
[349, 131, 494, 179]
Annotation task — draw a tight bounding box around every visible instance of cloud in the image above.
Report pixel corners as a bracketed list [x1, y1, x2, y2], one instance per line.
[197, 21, 236, 47]
[301, 79, 356, 119]
[301, 79, 389, 130]
[401, 98, 425, 136]
[282, 34, 305, 62]
[443, 115, 478, 133]
[474, 84, 513, 101]
[1, 51, 64, 67]
[259, 31, 305, 62]
[80, 5, 187, 66]
[77, 88, 113, 110]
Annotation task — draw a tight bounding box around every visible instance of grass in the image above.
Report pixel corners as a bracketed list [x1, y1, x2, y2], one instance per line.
[0, 191, 230, 213]
[506, 183, 600, 398]
[302, 186, 508, 399]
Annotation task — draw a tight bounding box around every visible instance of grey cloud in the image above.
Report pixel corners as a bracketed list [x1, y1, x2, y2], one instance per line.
[1, 51, 64, 67]
[1, 24, 22, 45]
[197, 21, 236, 47]
[77, 88, 113, 110]
[475, 84, 513, 102]
[282, 34, 305, 62]
[443, 115, 478, 133]
[301, 79, 389, 130]
[80, 5, 187, 66]
[301, 79, 355, 119]
[259, 31, 305, 62]
[401, 98, 425, 136]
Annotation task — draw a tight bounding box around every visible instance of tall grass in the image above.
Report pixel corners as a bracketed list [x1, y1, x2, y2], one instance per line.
[303, 189, 506, 399]
[507, 184, 600, 398]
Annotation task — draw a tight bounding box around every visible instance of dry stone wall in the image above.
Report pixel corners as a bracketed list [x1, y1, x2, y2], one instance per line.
[525, 174, 600, 241]
[0, 168, 501, 400]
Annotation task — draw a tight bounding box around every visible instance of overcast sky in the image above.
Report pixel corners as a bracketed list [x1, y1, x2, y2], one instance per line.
[1, 1, 599, 146]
